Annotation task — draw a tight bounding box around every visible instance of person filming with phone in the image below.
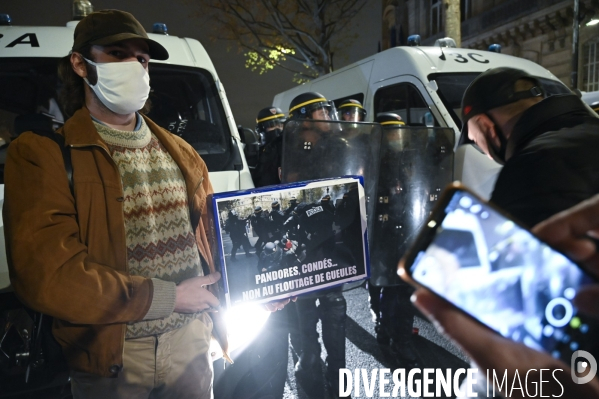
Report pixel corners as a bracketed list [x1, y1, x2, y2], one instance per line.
[411, 194, 599, 398]
[404, 66, 599, 398]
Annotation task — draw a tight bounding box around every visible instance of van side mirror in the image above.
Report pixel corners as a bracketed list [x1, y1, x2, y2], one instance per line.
[238, 126, 260, 169]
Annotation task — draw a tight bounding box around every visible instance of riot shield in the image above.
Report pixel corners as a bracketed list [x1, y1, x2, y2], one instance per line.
[281, 120, 382, 291]
[369, 126, 455, 286]
[281, 120, 382, 243]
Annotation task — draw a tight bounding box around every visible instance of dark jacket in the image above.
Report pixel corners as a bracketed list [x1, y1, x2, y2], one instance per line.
[3, 108, 229, 376]
[491, 94, 599, 227]
[254, 136, 282, 187]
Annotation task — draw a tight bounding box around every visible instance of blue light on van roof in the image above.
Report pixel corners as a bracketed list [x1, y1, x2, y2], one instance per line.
[0, 14, 12, 26]
[407, 35, 421, 46]
[488, 44, 502, 53]
[153, 23, 168, 35]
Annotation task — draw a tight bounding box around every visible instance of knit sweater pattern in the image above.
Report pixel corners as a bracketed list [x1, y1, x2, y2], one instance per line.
[93, 119, 203, 339]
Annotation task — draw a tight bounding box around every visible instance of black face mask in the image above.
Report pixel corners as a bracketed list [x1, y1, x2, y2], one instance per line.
[264, 128, 282, 143]
[484, 113, 508, 165]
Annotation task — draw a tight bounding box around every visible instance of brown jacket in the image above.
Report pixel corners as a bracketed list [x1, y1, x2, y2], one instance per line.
[3, 108, 229, 377]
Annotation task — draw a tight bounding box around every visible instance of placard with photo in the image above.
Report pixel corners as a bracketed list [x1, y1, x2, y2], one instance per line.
[208, 177, 370, 308]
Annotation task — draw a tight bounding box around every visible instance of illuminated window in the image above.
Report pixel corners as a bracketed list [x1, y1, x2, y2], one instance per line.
[461, 0, 472, 21]
[583, 40, 599, 91]
[431, 0, 442, 35]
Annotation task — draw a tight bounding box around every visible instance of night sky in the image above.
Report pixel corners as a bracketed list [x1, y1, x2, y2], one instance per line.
[2, 0, 382, 129]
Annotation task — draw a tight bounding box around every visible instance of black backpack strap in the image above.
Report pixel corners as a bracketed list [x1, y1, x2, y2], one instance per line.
[21, 129, 72, 383]
[29, 129, 73, 196]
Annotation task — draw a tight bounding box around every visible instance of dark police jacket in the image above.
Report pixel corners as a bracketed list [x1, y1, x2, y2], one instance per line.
[491, 94, 599, 227]
[254, 136, 282, 187]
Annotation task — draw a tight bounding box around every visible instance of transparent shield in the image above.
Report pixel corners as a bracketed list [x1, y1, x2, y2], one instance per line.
[369, 127, 455, 286]
[281, 120, 383, 245]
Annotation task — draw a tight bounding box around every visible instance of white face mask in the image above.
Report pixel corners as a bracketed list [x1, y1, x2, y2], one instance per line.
[83, 58, 150, 115]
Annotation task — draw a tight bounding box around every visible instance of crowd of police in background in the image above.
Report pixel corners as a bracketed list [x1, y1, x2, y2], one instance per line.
[224, 92, 434, 398]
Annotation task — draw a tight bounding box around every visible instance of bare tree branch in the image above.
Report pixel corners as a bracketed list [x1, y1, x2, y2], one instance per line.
[182, 0, 368, 81]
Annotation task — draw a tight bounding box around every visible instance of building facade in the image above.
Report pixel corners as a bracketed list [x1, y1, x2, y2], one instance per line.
[382, 0, 599, 91]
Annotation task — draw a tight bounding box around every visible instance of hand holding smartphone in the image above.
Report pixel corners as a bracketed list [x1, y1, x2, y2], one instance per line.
[399, 182, 598, 363]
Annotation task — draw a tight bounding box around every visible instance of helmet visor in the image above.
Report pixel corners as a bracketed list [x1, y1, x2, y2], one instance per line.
[310, 101, 338, 121]
[337, 107, 366, 122]
[262, 118, 286, 132]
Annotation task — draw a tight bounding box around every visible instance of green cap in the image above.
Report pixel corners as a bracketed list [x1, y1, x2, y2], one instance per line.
[72, 9, 169, 60]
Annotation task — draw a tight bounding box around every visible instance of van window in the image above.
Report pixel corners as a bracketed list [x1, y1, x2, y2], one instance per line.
[373, 83, 438, 126]
[0, 58, 236, 174]
[146, 64, 236, 172]
[430, 73, 572, 131]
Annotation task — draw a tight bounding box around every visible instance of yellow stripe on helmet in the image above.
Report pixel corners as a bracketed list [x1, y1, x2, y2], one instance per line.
[257, 113, 285, 123]
[338, 103, 364, 110]
[289, 97, 327, 114]
[380, 120, 406, 126]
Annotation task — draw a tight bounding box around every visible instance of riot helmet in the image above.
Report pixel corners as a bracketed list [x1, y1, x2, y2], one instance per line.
[264, 242, 277, 252]
[376, 112, 409, 152]
[256, 106, 286, 144]
[254, 206, 263, 214]
[260, 241, 283, 271]
[288, 92, 338, 121]
[271, 201, 280, 211]
[337, 99, 366, 122]
[289, 197, 298, 204]
[320, 194, 334, 210]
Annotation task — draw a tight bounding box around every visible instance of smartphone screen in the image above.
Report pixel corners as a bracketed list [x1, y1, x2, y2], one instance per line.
[406, 188, 597, 361]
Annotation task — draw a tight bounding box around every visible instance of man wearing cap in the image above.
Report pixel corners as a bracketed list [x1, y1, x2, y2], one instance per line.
[461, 67, 599, 227]
[458, 67, 599, 396]
[3, 10, 226, 399]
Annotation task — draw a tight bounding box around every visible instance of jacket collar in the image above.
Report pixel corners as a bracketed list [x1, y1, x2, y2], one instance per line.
[60, 107, 109, 149]
[506, 94, 595, 160]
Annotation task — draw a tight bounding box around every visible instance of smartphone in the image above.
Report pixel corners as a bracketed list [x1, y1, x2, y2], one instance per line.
[399, 182, 598, 362]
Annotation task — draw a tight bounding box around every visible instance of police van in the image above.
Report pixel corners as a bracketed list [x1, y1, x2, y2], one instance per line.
[273, 39, 573, 199]
[0, 6, 258, 397]
[274, 38, 575, 289]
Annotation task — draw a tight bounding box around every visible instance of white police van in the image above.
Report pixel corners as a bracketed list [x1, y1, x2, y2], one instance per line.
[0, 6, 259, 397]
[273, 38, 573, 199]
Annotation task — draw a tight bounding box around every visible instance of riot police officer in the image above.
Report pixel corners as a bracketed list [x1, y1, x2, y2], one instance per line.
[254, 107, 286, 187]
[257, 241, 283, 273]
[292, 197, 347, 397]
[284, 196, 298, 218]
[336, 99, 366, 122]
[285, 92, 349, 185]
[250, 206, 269, 255]
[269, 200, 286, 239]
[369, 113, 419, 367]
[224, 209, 253, 261]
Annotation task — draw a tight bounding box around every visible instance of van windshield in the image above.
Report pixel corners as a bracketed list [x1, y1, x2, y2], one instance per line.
[430, 73, 572, 130]
[0, 58, 234, 175]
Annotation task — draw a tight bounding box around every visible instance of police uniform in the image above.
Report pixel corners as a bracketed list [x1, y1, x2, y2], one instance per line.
[224, 211, 253, 260]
